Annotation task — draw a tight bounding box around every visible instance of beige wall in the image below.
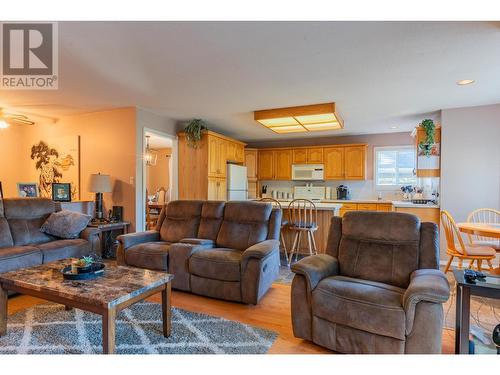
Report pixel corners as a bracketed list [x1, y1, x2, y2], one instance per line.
[0, 107, 138, 231]
[146, 148, 172, 197]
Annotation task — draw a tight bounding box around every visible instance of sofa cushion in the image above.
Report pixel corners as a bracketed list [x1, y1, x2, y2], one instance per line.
[40, 210, 92, 239]
[216, 201, 272, 251]
[0, 246, 43, 273]
[35, 239, 90, 263]
[3, 198, 57, 246]
[197, 201, 225, 240]
[312, 275, 406, 340]
[0, 218, 14, 249]
[160, 201, 203, 243]
[125, 241, 171, 271]
[189, 248, 242, 281]
[338, 211, 421, 288]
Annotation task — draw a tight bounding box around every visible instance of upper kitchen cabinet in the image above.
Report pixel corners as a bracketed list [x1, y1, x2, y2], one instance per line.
[244, 148, 258, 180]
[344, 145, 366, 180]
[292, 147, 324, 164]
[324, 146, 344, 179]
[257, 150, 275, 180]
[307, 147, 324, 163]
[178, 130, 246, 200]
[292, 149, 308, 164]
[275, 149, 293, 180]
[257, 149, 292, 180]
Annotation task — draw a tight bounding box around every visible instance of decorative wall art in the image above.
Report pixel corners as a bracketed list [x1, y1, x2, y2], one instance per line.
[16, 183, 39, 198]
[30, 136, 80, 200]
[52, 182, 72, 202]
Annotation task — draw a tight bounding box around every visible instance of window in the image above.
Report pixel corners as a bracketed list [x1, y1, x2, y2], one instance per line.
[374, 146, 416, 189]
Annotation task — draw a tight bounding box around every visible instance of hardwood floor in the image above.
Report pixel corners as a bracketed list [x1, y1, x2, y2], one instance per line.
[6, 283, 455, 354]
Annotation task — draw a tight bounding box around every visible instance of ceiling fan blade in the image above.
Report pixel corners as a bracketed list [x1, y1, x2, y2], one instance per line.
[7, 117, 35, 125]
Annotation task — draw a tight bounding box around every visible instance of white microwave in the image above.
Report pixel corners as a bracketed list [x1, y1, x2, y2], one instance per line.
[292, 164, 325, 181]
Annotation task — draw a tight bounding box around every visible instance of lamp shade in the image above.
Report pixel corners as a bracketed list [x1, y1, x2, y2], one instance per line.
[89, 173, 112, 193]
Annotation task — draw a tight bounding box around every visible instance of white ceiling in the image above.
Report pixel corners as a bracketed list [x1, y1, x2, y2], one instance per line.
[2, 21, 500, 141]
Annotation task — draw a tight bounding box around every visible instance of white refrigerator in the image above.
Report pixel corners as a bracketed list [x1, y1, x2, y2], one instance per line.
[227, 164, 248, 201]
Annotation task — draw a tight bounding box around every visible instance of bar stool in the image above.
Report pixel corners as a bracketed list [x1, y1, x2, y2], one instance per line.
[259, 197, 289, 265]
[287, 199, 318, 265]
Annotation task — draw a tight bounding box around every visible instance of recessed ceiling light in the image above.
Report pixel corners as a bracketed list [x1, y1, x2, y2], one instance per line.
[0, 120, 9, 129]
[390, 126, 398, 129]
[457, 79, 475, 86]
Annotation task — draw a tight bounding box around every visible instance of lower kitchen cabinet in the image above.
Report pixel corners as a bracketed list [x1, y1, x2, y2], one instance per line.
[208, 177, 227, 201]
[393, 207, 440, 225]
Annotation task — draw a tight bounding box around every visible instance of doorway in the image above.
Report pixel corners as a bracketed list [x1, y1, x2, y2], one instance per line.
[143, 131, 174, 230]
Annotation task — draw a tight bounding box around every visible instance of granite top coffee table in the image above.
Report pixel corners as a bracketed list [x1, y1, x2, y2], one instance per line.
[0, 259, 174, 354]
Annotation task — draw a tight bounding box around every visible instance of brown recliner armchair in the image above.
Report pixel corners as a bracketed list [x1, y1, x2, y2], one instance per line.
[291, 211, 450, 354]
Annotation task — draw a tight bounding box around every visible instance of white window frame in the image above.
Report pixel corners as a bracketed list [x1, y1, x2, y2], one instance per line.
[374, 145, 416, 191]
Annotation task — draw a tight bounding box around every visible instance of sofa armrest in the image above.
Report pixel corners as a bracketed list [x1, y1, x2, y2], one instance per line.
[403, 269, 450, 333]
[291, 254, 339, 291]
[180, 238, 215, 246]
[80, 227, 99, 241]
[242, 239, 280, 260]
[117, 230, 160, 250]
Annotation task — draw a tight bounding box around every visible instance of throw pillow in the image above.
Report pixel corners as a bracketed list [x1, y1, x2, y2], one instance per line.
[40, 210, 92, 239]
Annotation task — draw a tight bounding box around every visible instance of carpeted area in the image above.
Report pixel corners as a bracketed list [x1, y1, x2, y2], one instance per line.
[0, 302, 277, 354]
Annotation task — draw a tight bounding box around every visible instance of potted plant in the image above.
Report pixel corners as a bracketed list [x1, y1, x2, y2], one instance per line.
[418, 119, 436, 157]
[184, 119, 207, 148]
[71, 256, 95, 274]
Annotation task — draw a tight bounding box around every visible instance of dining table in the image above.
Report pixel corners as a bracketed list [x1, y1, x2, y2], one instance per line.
[457, 222, 500, 274]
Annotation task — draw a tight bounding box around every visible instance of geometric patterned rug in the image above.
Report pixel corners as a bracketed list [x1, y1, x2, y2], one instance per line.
[0, 302, 277, 354]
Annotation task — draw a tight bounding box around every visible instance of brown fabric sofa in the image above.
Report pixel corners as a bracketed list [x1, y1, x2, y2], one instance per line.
[117, 200, 282, 304]
[0, 198, 99, 274]
[291, 211, 450, 354]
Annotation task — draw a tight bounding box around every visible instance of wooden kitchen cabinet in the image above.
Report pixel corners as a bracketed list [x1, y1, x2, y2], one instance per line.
[292, 149, 308, 164]
[257, 150, 275, 180]
[245, 149, 258, 180]
[394, 206, 440, 225]
[307, 147, 324, 163]
[344, 145, 366, 180]
[178, 130, 246, 200]
[208, 177, 226, 200]
[324, 146, 345, 179]
[274, 149, 292, 180]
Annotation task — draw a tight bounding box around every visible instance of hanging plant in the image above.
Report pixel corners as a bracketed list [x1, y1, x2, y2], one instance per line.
[184, 119, 207, 148]
[418, 119, 436, 157]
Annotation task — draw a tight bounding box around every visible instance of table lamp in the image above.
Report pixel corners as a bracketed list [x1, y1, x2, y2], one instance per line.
[89, 173, 111, 222]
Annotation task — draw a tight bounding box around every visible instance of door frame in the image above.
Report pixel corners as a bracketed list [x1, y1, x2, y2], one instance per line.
[137, 127, 178, 231]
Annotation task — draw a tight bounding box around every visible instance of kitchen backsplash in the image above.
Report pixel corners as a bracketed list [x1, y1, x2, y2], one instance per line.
[259, 178, 440, 201]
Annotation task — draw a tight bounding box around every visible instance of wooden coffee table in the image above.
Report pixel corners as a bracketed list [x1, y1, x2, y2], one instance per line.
[0, 259, 174, 354]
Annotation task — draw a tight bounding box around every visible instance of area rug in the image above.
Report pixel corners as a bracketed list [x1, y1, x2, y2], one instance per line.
[0, 302, 277, 354]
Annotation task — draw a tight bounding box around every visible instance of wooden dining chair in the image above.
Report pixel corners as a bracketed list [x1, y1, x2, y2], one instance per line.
[466, 208, 500, 250]
[259, 197, 289, 265]
[441, 210, 496, 273]
[287, 199, 318, 266]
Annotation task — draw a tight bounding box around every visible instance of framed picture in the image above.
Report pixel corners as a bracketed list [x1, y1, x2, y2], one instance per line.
[52, 183, 72, 202]
[17, 183, 39, 198]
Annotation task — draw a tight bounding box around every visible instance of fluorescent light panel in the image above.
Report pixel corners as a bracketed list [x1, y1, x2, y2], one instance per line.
[254, 103, 344, 134]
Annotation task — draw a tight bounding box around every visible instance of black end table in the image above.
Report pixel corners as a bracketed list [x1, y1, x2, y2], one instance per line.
[87, 221, 130, 259]
[453, 269, 500, 354]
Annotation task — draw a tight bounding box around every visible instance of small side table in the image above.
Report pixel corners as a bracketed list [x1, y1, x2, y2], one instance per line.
[87, 221, 130, 259]
[453, 269, 500, 354]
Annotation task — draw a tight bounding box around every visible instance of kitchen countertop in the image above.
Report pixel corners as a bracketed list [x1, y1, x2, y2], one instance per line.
[270, 200, 342, 211]
[391, 200, 440, 209]
[321, 199, 392, 204]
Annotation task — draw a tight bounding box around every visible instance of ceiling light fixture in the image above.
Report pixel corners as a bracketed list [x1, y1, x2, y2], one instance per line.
[254, 102, 344, 134]
[144, 136, 158, 166]
[457, 79, 475, 86]
[390, 125, 398, 129]
[0, 120, 9, 129]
